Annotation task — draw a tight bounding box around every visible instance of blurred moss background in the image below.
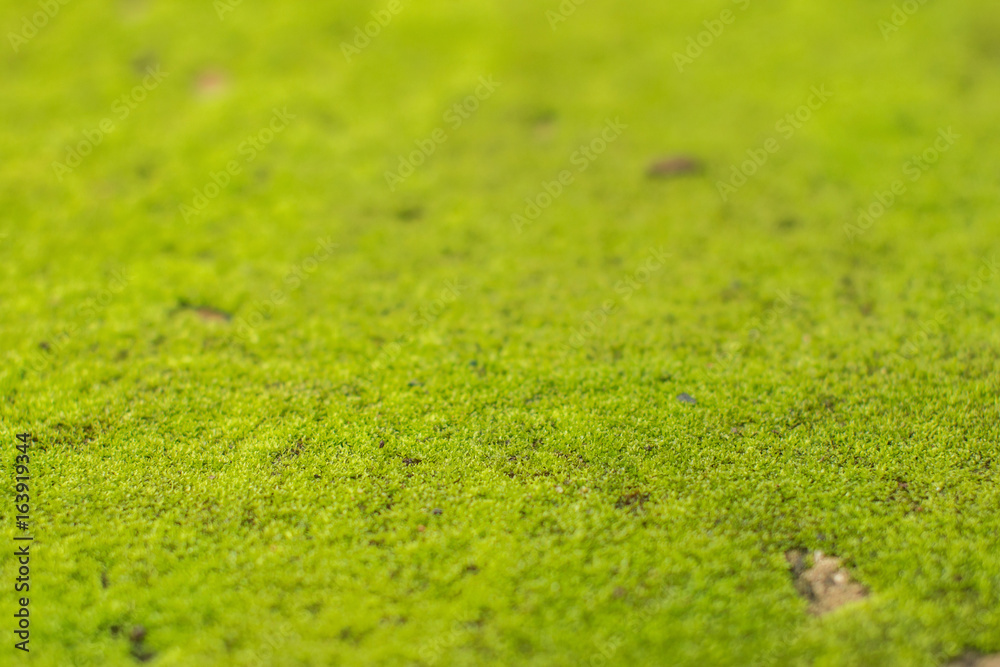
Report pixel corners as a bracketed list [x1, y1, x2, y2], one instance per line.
[1, 0, 999, 665]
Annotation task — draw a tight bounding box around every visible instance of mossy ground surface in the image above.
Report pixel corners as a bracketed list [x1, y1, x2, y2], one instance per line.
[2, 0, 999, 665]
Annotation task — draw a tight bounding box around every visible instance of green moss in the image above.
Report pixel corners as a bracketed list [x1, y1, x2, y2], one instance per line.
[2, 0, 999, 664]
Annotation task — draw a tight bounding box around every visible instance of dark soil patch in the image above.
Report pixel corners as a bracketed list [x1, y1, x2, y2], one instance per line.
[615, 491, 650, 512]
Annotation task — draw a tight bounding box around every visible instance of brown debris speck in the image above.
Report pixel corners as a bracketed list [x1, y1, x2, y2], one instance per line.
[194, 68, 230, 99]
[192, 307, 231, 322]
[646, 155, 703, 179]
[174, 302, 232, 322]
[615, 491, 650, 512]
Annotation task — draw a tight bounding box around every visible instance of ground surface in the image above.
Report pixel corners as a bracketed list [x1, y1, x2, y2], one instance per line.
[1, 0, 999, 665]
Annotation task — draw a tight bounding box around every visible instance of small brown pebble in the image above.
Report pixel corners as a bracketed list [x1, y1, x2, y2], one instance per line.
[417, 525, 426, 532]
[193, 306, 231, 322]
[646, 156, 703, 179]
[194, 68, 230, 99]
[431, 508, 442, 515]
[129, 626, 147, 643]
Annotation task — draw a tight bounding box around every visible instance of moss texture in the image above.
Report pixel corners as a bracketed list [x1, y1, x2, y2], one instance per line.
[1, 0, 999, 664]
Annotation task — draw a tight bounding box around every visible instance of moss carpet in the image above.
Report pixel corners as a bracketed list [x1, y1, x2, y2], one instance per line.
[1, 0, 999, 664]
